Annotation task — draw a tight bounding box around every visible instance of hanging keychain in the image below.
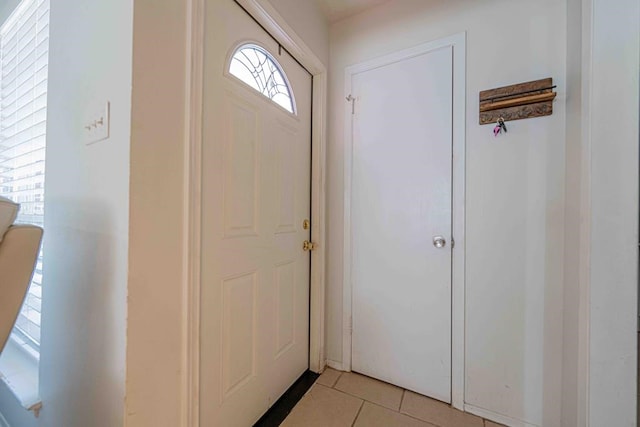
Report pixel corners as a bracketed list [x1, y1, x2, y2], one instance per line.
[493, 117, 507, 137]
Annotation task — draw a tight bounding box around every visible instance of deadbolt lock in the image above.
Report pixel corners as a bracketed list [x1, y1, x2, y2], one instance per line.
[303, 219, 310, 230]
[303, 240, 316, 251]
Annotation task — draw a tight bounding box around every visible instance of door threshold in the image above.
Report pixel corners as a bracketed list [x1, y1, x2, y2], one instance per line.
[253, 370, 319, 427]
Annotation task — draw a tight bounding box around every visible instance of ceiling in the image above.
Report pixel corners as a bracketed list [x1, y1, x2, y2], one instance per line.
[316, 0, 390, 23]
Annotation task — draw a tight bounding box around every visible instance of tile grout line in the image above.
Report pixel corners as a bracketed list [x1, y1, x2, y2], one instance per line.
[359, 401, 443, 427]
[350, 400, 365, 427]
[332, 372, 406, 410]
[331, 372, 343, 388]
[321, 372, 493, 426]
[314, 383, 371, 403]
[331, 385, 403, 412]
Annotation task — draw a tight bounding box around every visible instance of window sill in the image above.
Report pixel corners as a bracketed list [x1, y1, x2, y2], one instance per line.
[0, 336, 41, 417]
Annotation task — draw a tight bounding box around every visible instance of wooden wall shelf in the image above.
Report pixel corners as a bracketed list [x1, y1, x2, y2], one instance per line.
[479, 78, 556, 125]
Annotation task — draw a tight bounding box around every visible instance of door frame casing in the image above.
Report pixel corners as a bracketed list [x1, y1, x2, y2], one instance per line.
[182, 0, 328, 425]
[342, 33, 466, 409]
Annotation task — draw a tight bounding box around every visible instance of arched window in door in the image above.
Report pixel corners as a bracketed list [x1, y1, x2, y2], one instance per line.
[228, 44, 295, 114]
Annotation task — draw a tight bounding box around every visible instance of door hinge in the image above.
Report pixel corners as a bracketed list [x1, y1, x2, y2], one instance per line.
[346, 94, 356, 114]
[451, 237, 455, 249]
[303, 240, 317, 251]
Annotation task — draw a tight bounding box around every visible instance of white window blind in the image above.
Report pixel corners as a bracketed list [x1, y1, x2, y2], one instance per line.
[0, 0, 49, 351]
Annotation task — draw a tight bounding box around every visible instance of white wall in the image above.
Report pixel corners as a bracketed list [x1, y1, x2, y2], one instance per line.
[124, 0, 188, 426]
[586, 0, 639, 424]
[269, 0, 329, 66]
[38, 0, 132, 425]
[0, 0, 133, 426]
[561, 0, 584, 425]
[327, 1, 566, 425]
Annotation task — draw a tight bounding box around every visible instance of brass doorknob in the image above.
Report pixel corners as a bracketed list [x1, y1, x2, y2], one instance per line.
[303, 240, 316, 251]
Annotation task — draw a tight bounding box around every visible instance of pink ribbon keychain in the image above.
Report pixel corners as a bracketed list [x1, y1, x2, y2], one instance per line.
[493, 117, 507, 137]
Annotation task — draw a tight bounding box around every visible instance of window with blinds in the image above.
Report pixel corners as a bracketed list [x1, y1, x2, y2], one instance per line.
[0, 0, 49, 352]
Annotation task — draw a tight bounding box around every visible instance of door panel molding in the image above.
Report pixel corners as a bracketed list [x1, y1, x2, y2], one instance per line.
[342, 32, 466, 410]
[182, 0, 328, 426]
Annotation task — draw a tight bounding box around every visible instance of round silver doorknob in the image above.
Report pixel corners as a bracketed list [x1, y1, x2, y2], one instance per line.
[433, 236, 446, 248]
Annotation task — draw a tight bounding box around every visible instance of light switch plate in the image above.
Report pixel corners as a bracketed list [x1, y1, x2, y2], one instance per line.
[84, 101, 110, 145]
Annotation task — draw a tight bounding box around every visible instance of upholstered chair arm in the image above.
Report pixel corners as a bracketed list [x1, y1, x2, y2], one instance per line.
[0, 225, 43, 353]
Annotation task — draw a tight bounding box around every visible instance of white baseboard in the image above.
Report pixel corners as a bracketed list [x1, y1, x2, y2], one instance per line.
[0, 410, 10, 427]
[464, 404, 539, 427]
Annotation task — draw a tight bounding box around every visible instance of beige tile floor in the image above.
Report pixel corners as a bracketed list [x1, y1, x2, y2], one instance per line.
[281, 369, 504, 427]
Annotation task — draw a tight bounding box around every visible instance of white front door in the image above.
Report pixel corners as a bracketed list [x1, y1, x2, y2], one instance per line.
[199, 1, 312, 425]
[349, 46, 453, 403]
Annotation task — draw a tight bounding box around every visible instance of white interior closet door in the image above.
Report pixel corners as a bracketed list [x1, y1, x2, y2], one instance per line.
[350, 46, 453, 403]
[199, 1, 313, 425]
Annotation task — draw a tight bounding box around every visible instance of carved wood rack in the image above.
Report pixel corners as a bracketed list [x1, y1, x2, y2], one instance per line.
[479, 78, 557, 125]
